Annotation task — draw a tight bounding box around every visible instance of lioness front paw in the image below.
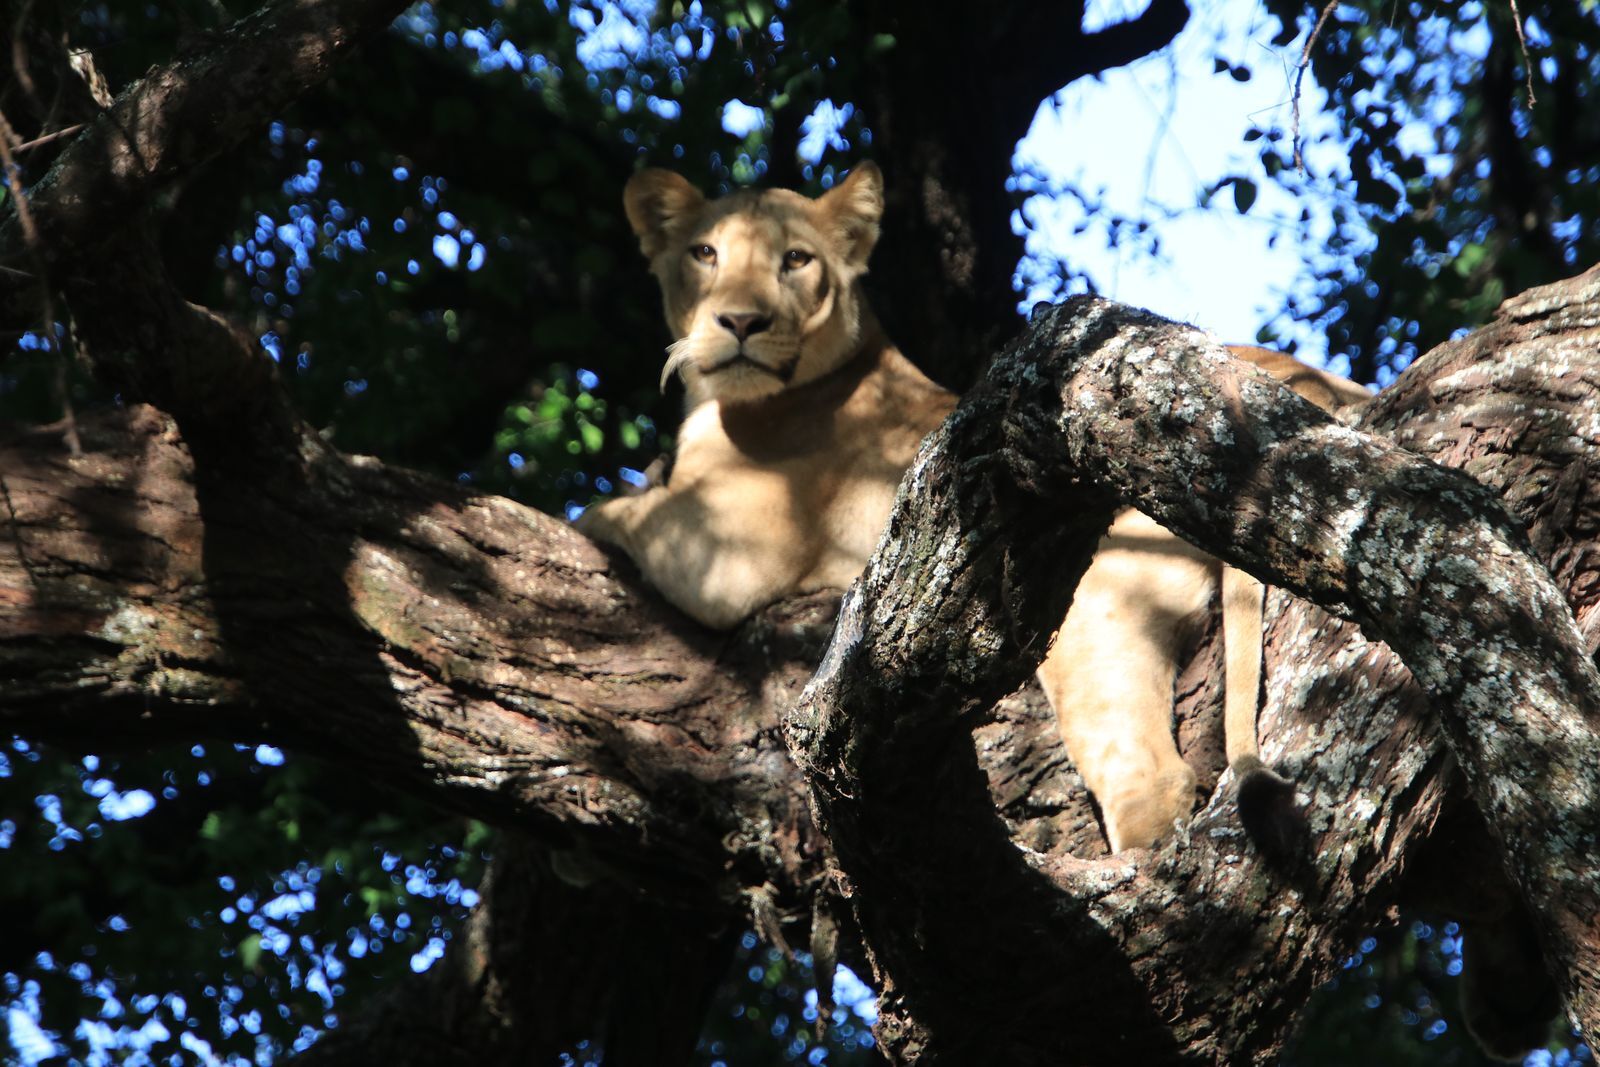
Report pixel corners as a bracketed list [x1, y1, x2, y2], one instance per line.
[1102, 764, 1199, 852]
[572, 499, 627, 547]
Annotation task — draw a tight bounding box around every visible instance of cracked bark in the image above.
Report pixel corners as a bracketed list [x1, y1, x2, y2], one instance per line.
[787, 271, 1600, 1063]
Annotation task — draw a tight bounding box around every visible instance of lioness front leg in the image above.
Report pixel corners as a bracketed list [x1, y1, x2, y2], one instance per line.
[573, 490, 653, 557]
[577, 489, 808, 630]
[1037, 511, 1215, 851]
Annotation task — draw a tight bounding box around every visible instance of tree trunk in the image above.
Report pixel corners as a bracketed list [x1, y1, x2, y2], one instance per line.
[853, 0, 1192, 391]
[291, 836, 737, 1066]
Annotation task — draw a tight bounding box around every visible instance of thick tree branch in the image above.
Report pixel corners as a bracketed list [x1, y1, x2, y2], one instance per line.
[1044, 291, 1600, 1037]
[0, 407, 821, 902]
[788, 274, 1600, 1061]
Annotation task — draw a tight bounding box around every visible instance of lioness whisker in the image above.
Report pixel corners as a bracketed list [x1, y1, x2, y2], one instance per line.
[660, 339, 695, 393]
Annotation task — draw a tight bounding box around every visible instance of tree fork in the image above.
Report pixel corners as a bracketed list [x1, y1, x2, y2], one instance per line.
[788, 277, 1600, 1062]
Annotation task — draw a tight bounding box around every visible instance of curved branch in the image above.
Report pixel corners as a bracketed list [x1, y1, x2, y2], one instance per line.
[788, 269, 1600, 1060]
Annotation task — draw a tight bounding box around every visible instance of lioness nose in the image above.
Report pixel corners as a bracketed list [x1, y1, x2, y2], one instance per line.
[716, 312, 772, 341]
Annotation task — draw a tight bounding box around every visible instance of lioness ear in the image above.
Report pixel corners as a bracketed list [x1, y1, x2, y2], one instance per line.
[818, 161, 884, 269]
[624, 169, 706, 259]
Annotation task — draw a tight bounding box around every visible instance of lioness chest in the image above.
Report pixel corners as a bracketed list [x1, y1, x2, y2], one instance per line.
[657, 341, 954, 613]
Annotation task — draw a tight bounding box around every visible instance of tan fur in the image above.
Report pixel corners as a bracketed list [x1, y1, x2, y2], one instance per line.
[582, 165, 1367, 850]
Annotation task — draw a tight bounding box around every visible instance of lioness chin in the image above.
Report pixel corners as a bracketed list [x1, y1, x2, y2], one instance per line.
[579, 162, 1368, 852]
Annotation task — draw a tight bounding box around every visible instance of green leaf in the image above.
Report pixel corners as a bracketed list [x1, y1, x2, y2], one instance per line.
[1453, 242, 1487, 278]
[361, 886, 386, 916]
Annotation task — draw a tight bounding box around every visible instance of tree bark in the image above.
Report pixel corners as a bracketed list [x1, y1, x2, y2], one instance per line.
[787, 272, 1600, 1062]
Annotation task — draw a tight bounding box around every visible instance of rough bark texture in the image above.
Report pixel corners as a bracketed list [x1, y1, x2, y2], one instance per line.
[0, 406, 813, 894]
[786, 275, 1600, 1063]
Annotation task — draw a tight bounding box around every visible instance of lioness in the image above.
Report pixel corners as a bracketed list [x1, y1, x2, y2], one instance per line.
[579, 163, 1367, 851]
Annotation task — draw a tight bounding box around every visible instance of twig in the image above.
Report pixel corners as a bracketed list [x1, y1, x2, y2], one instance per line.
[1507, 0, 1537, 108]
[1292, 0, 1340, 174]
[11, 122, 84, 154]
[0, 109, 39, 249]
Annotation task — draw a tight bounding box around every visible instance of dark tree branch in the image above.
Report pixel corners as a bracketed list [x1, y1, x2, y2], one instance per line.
[851, 0, 1191, 393]
[0, 0, 411, 287]
[1, 0, 108, 142]
[1000, 0, 1192, 137]
[0, 0, 422, 465]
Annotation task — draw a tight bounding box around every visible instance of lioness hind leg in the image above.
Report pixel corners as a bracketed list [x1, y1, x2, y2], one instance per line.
[1038, 511, 1215, 852]
[1038, 615, 1196, 851]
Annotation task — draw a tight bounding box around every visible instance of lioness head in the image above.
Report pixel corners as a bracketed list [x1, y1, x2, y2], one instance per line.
[623, 163, 884, 407]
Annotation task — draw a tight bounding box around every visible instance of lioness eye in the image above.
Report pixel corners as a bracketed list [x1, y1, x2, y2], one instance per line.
[783, 249, 813, 270]
[691, 244, 717, 264]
